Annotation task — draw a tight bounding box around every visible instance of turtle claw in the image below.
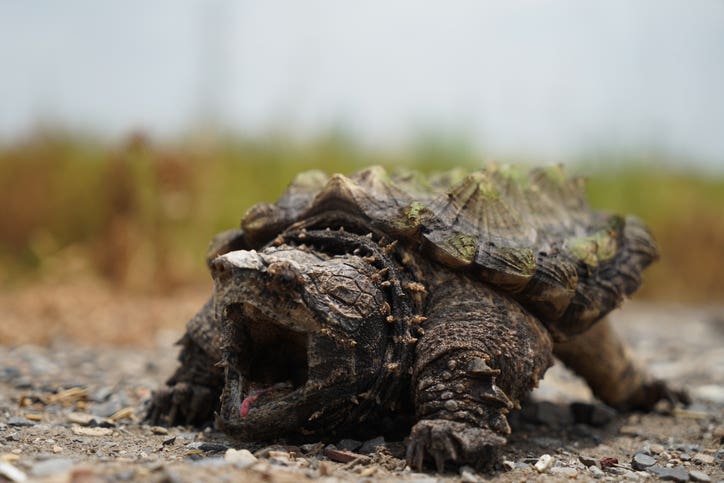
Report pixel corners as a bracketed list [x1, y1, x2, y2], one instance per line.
[146, 382, 216, 426]
[618, 379, 690, 411]
[406, 419, 506, 472]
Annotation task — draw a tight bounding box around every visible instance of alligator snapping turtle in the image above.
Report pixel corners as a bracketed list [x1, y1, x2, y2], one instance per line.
[148, 165, 685, 470]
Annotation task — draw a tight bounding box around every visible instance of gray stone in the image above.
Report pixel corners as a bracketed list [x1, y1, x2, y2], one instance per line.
[632, 452, 657, 470]
[358, 436, 385, 455]
[186, 442, 229, 452]
[7, 417, 33, 427]
[550, 467, 578, 478]
[336, 438, 362, 451]
[688, 470, 711, 482]
[648, 465, 690, 482]
[589, 465, 605, 478]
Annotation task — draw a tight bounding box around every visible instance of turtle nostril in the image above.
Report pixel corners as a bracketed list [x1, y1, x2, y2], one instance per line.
[211, 258, 231, 283]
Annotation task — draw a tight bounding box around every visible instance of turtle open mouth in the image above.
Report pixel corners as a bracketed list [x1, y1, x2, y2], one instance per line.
[224, 303, 310, 419]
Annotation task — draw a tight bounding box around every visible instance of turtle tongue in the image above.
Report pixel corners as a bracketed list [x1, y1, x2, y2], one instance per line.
[239, 382, 293, 417]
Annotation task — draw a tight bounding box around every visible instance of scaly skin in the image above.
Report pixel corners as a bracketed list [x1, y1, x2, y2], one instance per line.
[409, 272, 554, 471]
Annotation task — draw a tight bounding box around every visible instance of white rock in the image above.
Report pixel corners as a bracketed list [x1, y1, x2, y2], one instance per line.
[224, 448, 257, 469]
[460, 465, 479, 482]
[534, 454, 554, 473]
[0, 462, 27, 482]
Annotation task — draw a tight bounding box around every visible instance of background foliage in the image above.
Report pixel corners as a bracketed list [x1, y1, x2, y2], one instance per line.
[1, 132, 722, 303]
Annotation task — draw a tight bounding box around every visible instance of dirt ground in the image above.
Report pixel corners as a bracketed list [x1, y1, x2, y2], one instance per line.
[0, 282, 722, 482]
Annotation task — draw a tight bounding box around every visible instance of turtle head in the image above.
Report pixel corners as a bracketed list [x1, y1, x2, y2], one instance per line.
[210, 244, 393, 439]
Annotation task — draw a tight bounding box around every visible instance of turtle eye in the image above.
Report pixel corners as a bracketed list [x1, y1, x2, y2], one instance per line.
[266, 261, 303, 291]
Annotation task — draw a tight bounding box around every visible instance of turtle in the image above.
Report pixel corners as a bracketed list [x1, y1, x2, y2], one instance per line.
[147, 164, 686, 471]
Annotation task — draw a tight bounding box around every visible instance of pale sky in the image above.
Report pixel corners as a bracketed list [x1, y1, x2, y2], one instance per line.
[1, 1, 723, 169]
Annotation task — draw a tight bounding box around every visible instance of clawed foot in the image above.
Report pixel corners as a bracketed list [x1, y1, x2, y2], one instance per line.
[620, 379, 690, 411]
[406, 419, 506, 473]
[146, 382, 217, 427]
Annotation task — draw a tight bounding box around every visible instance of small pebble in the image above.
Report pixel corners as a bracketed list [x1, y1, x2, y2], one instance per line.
[679, 453, 691, 461]
[150, 426, 168, 435]
[550, 467, 578, 478]
[688, 469, 711, 482]
[224, 448, 257, 469]
[300, 442, 324, 454]
[691, 453, 714, 465]
[460, 465, 479, 482]
[534, 454, 553, 473]
[589, 465, 605, 478]
[650, 444, 665, 455]
[632, 452, 657, 470]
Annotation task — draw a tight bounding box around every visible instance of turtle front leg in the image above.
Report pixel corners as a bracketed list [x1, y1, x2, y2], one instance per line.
[147, 297, 225, 426]
[553, 317, 689, 410]
[408, 278, 554, 471]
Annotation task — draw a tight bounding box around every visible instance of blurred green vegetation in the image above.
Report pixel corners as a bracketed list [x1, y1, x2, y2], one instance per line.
[1, 132, 722, 302]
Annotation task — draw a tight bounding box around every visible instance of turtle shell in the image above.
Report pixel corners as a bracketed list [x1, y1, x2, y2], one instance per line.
[229, 165, 656, 340]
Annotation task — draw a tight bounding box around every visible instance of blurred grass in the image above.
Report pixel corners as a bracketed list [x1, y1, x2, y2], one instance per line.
[0, 131, 722, 303]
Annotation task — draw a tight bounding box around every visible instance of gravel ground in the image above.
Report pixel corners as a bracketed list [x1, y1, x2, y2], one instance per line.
[1, 297, 722, 482]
